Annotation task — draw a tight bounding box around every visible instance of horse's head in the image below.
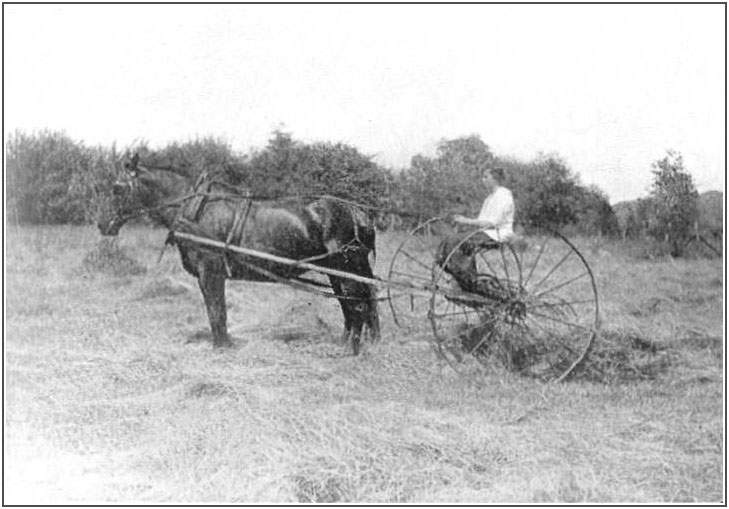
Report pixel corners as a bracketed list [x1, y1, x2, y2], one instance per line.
[97, 153, 151, 236]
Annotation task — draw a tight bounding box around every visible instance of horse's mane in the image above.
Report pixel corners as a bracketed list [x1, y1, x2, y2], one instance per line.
[139, 163, 193, 180]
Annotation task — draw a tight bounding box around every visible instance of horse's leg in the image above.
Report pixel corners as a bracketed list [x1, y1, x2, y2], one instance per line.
[328, 275, 353, 345]
[346, 252, 381, 345]
[197, 262, 233, 348]
[364, 283, 381, 343]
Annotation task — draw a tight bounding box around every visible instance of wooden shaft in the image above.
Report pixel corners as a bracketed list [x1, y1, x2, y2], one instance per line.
[172, 231, 384, 286]
[172, 231, 492, 306]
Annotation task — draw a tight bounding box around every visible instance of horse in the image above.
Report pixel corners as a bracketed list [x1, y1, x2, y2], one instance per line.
[97, 154, 380, 354]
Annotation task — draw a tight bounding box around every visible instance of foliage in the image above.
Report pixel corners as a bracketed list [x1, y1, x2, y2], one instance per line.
[696, 190, 723, 240]
[514, 154, 582, 229]
[394, 140, 619, 235]
[570, 185, 621, 237]
[244, 130, 391, 209]
[6, 129, 626, 238]
[6, 130, 118, 224]
[395, 135, 494, 226]
[133, 137, 238, 177]
[648, 150, 700, 257]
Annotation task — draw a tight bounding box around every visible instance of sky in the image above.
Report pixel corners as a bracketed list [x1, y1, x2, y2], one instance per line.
[4, 4, 725, 204]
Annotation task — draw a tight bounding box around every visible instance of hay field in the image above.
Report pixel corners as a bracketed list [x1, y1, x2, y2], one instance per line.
[4, 225, 724, 503]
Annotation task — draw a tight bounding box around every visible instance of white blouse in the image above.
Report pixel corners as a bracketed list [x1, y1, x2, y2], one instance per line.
[476, 186, 515, 242]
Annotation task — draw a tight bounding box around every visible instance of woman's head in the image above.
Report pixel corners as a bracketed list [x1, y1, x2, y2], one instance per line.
[482, 166, 505, 190]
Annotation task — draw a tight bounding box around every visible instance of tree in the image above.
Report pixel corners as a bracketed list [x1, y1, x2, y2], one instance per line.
[516, 154, 582, 230]
[244, 130, 391, 209]
[649, 150, 699, 257]
[395, 135, 494, 225]
[573, 185, 620, 236]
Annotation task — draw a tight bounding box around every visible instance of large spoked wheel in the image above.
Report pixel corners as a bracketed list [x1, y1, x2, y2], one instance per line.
[429, 223, 600, 383]
[386, 217, 452, 334]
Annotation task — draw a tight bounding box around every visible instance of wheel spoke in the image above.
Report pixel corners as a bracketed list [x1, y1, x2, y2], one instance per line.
[528, 309, 593, 332]
[396, 250, 432, 271]
[524, 316, 582, 355]
[433, 312, 498, 345]
[523, 235, 549, 287]
[499, 246, 512, 286]
[531, 248, 574, 293]
[533, 272, 589, 299]
[423, 221, 599, 384]
[528, 297, 596, 309]
[477, 249, 500, 278]
[463, 315, 502, 356]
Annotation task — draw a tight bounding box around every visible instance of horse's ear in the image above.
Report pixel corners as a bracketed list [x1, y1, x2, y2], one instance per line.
[124, 153, 140, 176]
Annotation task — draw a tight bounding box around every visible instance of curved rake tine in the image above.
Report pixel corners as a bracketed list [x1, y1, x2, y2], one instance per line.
[463, 314, 502, 357]
[527, 310, 593, 332]
[528, 294, 580, 319]
[528, 298, 597, 309]
[524, 316, 581, 355]
[433, 311, 499, 349]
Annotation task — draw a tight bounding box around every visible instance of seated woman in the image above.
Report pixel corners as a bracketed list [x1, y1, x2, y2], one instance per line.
[437, 166, 515, 291]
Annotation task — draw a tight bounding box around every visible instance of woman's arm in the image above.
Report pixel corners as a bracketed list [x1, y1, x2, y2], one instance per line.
[452, 214, 495, 228]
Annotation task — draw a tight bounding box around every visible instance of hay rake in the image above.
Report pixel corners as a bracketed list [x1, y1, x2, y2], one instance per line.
[172, 214, 600, 384]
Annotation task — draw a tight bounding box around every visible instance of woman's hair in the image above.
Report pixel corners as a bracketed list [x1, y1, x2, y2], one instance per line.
[487, 166, 505, 183]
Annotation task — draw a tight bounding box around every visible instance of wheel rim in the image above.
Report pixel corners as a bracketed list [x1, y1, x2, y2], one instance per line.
[429, 223, 599, 383]
[386, 217, 448, 333]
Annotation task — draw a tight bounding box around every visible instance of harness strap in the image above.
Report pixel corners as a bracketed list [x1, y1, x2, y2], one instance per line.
[224, 190, 253, 278]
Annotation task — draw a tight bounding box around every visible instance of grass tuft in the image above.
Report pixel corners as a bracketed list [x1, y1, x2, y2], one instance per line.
[81, 238, 147, 277]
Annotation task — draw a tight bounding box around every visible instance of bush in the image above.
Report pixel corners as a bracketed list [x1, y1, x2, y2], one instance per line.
[244, 130, 391, 209]
[648, 150, 700, 257]
[6, 130, 118, 225]
[129, 136, 239, 181]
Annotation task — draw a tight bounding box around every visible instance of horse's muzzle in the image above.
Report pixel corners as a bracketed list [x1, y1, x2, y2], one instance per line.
[98, 217, 122, 236]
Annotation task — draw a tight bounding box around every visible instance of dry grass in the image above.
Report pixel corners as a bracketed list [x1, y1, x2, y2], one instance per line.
[4, 225, 724, 503]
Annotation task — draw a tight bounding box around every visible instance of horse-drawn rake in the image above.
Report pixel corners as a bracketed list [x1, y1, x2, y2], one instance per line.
[387, 218, 600, 384]
[172, 215, 599, 385]
[99, 155, 599, 385]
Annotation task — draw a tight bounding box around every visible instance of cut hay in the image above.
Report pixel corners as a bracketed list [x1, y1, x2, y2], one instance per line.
[455, 324, 673, 384]
[269, 301, 335, 343]
[137, 277, 192, 299]
[569, 328, 674, 384]
[81, 238, 146, 277]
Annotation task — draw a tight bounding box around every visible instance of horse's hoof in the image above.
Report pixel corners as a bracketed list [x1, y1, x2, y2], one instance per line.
[213, 337, 235, 349]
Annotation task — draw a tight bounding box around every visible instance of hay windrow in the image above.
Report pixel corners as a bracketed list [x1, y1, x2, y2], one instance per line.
[570, 328, 674, 383]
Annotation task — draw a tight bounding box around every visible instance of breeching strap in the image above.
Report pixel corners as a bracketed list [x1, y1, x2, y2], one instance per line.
[223, 190, 253, 278]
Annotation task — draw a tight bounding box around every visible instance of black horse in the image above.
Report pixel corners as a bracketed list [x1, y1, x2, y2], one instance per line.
[98, 154, 380, 354]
